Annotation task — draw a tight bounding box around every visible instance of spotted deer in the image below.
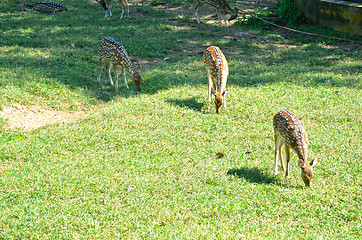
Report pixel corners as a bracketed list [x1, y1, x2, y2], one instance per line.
[97, 0, 129, 19]
[97, 37, 142, 92]
[21, 1, 68, 13]
[203, 46, 229, 114]
[195, 0, 238, 27]
[273, 110, 318, 187]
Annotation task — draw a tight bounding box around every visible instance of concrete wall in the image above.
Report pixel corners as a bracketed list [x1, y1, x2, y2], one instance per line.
[294, 0, 362, 35]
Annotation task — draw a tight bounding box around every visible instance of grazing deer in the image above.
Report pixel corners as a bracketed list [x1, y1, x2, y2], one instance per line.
[273, 110, 318, 187]
[21, 1, 68, 13]
[203, 46, 229, 114]
[97, 37, 142, 92]
[97, 0, 129, 19]
[195, 0, 238, 27]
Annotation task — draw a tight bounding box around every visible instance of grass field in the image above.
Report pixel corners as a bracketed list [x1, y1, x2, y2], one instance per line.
[0, 0, 361, 238]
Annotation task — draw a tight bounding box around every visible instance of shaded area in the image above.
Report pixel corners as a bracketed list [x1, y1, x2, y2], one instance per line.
[167, 97, 204, 112]
[0, 0, 360, 111]
[227, 167, 277, 184]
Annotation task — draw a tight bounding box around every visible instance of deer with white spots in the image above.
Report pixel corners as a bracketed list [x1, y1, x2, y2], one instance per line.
[21, 1, 68, 13]
[195, 0, 238, 27]
[273, 110, 318, 187]
[97, 37, 142, 92]
[203, 46, 229, 114]
[97, 0, 129, 19]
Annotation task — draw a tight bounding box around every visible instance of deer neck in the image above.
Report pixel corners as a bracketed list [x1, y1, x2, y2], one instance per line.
[122, 59, 136, 75]
[107, 54, 136, 75]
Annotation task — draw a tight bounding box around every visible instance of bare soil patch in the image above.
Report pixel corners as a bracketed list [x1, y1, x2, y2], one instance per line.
[0, 104, 86, 131]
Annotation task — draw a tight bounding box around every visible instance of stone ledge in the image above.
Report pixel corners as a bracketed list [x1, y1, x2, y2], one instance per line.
[294, 0, 362, 35]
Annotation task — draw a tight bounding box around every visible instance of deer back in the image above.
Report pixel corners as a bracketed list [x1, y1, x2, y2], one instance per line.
[203, 46, 228, 94]
[27, 2, 68, 13]
[273, 110, 309, 161]
[99, 37, 136, 75]
[202, 0, 237, 17]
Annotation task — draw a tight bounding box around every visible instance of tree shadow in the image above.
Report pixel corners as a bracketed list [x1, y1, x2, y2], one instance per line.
[227, 167, 278, 184]
[1, 0, 360, 109]
[167, 97, 204, 112]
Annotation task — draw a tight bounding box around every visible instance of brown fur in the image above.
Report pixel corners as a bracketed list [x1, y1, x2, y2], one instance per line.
[97, 0, 129, 19]
[203, 46, 229, 114]
[273, 110, 318, 187]
[21, 1, 67, 13]
[195, 0, 238, 27]
[97, 37, 142, 92]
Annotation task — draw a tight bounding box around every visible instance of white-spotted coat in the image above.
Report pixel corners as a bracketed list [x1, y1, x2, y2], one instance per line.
[273, 110, 318, 187]
[97, 0, 129, 19]
[22, 2, 68, 13]
[203, 46, 229, 113]
[97, 37, 142, 91]
[195, 0, 237, 27]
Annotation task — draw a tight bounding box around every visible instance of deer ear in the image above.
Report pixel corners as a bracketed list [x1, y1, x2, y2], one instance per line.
[223, 89, 229, 96]
[133, 62, 141, 71]
[298, 161, 304, 168]
[310, 157, 318, 167]
[211, 89, 216, 96]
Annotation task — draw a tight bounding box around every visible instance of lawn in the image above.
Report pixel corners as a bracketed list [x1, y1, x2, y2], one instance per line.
[0, 0, 361, 238]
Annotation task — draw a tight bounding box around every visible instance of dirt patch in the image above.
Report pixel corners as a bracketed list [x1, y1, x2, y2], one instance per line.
[0, 104, 86, 132]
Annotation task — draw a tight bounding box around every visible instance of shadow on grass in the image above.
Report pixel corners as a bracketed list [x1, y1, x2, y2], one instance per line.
[227, 167, 306, 188]
[167, 97, 204, 112]
[1, 1, 360, 108]
[227, 167, 278, 184]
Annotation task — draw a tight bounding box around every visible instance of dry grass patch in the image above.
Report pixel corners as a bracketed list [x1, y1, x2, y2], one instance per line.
[0, 104, 87, 131]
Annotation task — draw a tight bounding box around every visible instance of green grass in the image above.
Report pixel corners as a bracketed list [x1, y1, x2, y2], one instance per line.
[1, 0, 361, 238]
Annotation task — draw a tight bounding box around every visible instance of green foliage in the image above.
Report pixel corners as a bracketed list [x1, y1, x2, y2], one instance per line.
[278, 0, 304, 26]
[236, 7, 272, 27]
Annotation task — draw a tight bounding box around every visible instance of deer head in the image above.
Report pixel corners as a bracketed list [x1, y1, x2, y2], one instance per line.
[132, 71, 142, 91]
[299, 158, 318, 187]
[228, 7, 238, 21]
[212, 89, 228, 114]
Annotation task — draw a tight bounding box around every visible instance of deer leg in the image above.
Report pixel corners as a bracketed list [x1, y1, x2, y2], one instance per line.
[217, 9, 228, 27]
[195, 2, 204, 24]
[113, 64, 119, 92]
[105, 2, 111, 17]
[206, 68, 212, 101]
[109, 2, 112, 17]
[285, 145, 290, 178]
[122, 67, 129, 89]
[120, 1, 125, 19]
[126, 1, 129, 18]
[279, 141, 285, 172]
[106, 61, 114, 86]
[97, 58, 105, 82]
[274, 135, 282, 175]
[216, 10, 222, 27]
[119, 0, 129, 19]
